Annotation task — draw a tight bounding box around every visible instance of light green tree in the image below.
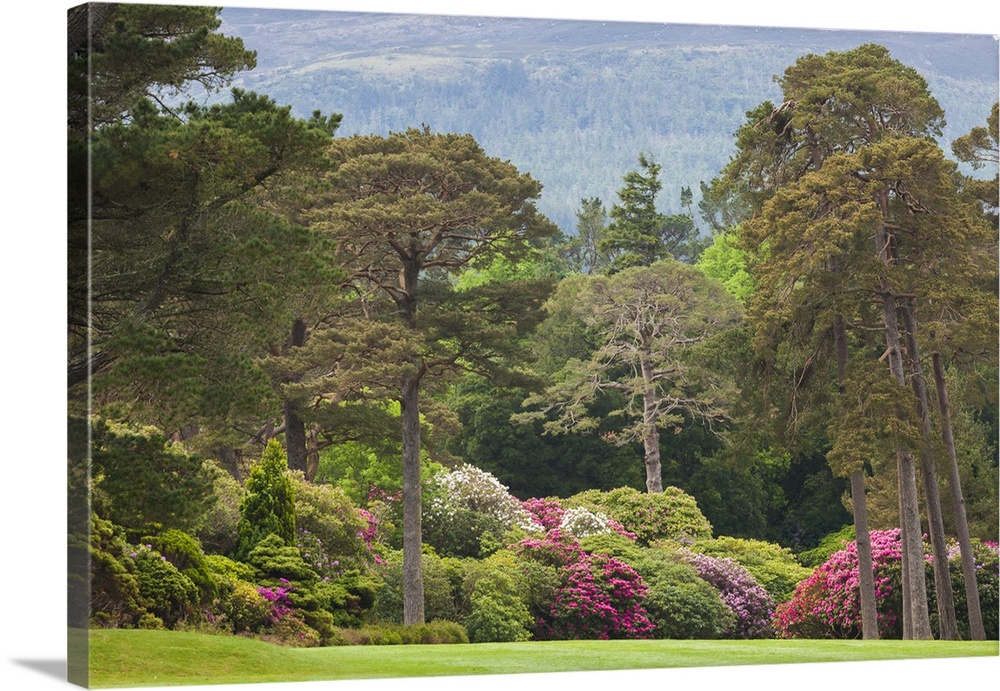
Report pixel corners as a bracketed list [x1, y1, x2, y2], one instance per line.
[519, 260, 741, 493]
[235, 439, 296, 561]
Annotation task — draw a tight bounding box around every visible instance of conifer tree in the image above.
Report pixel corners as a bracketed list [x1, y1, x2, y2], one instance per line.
[235, 439, 296, 561]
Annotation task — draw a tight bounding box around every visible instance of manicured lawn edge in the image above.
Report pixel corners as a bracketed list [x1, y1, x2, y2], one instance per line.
[87, 629, 1000, 688]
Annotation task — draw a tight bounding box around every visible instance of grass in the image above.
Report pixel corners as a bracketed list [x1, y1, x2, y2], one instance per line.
[86, 628, 999, 688]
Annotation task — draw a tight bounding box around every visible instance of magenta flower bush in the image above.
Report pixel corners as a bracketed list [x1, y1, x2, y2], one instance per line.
[516, 530, 654, 640]
[676, 548, 774, 638]
[773, 529, 903, 638]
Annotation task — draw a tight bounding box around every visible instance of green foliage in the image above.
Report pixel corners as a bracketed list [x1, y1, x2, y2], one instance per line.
[131, 544, 199, 628]
[688, 536, 811, 604]
[370, 550, 460, 624]
[288, 472, 369, 569]
[223, 581, 273, 634]
[196, 462, 244, 556]
[464, 569, 534, 642]
[320, 571, 384, 628]
[695, 230, 754, 302]
[599, 154, 703, 270]
[797, 526, 855, 568]
[332, 621, 469, 646]
[641, 560, 735, 639]
[565, 486, 713, 546]
[90, 419, 216, 537]
[142, 529, 217, 603]
[245, 534, 318, 588]
[68, 4, 257, 131]
[235, 440, 296, 561]
[89, 515, 144, 629]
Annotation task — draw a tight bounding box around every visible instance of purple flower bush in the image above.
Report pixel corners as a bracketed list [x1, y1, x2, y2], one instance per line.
[677, 548, 774, 638]
[516, 530, 654, 640]
[257, 582, 295, 624]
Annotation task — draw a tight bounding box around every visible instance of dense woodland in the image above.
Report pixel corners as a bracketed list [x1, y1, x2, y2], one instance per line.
[68, 5, 998, 647]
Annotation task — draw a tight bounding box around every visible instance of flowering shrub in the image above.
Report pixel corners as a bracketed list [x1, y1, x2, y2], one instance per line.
[289, 472, 369, 570]
[296, 529, 343, 580]
[773, 529, 903, 639]
[559, 506, 613, 538]
[689, 536, 812, 604]
[258, 582, 295, 623]
[936, 539, 999, 640]
[424, 464, 540, 557]
[676, 548, 774, 638]
[515, 531, 654, 640]
[564, 486, 712, 546]
[357, 503, 394, 565]
[522, 497, 565, 531]
[426, 464, 539, 530]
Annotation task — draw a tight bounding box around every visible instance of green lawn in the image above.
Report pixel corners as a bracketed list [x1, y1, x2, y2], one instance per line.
[86, 628, 999, 688]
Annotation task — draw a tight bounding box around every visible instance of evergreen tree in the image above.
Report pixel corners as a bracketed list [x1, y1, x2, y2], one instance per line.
[307, 127, 557, 624]
[235, 439, 296, 561]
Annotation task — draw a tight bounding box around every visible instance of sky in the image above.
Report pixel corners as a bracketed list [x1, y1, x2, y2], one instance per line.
[1, 2, 997, 691]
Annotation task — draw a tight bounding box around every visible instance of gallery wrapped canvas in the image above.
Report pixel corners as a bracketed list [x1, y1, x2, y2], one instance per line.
[64, 1, 997, 689]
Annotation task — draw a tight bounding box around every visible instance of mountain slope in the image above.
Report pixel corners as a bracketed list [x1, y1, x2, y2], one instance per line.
[217, 8, 999, 232]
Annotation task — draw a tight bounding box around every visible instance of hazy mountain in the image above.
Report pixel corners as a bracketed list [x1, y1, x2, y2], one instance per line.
[216, 7, 999, 233]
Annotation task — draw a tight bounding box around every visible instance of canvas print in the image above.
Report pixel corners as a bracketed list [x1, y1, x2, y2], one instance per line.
[66, 1, 999, 688]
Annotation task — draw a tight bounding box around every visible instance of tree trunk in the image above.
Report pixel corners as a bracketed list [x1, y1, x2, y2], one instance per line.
[305, 425, 320, 482]
[400, 373, 425, 625]
[932, 352, 986, 640]
[833, 313, 879, 639]
[640, 354, 664, 493]
[900, 300, 956, 639]
[214, 445, 242, 482]
[399, 259, 425, 626]
[874, 215, 932, 640]
[880, 291, 933, 639]
[283, 318, 309, 474]
[850, 471, 880, 639]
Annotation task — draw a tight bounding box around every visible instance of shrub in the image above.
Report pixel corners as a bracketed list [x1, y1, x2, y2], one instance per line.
[515, 531, 654, 640]
[370, 550, 459, 624]
[424, 465, 540, 558]
[675, 548, 774, 638]
[642, 561, 734, 639]
[564, 486, 712, 546]
[196, 461, 244, 555]
[89, 515, 144, 628]
[464, 569, 534, 642]
[131, 543, 199, 628]
[90, 420, 216, 537]
[688, 536, 811, 604]
[288, 472, 370, 570]
[934, 539, 999, 640]
[773, 529, 904, 639]
[558, 506, 614, 539]
[143, 529, 217, 603]
[235, 440, 296, 561]
[224, 581, 273, 634]
[580, 534, 732, 639]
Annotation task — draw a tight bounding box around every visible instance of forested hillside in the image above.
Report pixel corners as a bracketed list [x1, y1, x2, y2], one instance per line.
[216, 9, 998, 231]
